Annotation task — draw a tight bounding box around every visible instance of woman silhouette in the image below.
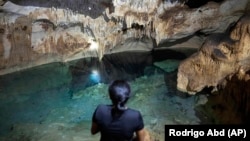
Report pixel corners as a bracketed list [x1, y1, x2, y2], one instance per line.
[91, 80, 146, 141]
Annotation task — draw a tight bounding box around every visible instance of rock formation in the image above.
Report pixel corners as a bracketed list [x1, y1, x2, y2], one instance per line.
[196, 70, 250, 124]
[0, 0, 249, 75]
[177, 13, 250, 94]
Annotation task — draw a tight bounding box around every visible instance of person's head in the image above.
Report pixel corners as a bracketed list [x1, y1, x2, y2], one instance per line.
[108, 80, 131, 111]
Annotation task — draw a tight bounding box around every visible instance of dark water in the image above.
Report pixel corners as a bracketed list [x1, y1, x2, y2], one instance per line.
[0, 48, 201, 140]
[68, 50, 186, 96]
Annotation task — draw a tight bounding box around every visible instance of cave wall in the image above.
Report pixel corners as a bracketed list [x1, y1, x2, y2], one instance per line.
[198, 70, 250, 124]
[0, 0, 249, 75]
[177, 13, 250, 94]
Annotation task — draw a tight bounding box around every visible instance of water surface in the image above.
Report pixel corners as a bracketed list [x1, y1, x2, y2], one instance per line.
[0, 49, 202, 141]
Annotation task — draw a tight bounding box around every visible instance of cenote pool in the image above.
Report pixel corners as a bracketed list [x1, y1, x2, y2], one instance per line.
[0, 48, 208, 141]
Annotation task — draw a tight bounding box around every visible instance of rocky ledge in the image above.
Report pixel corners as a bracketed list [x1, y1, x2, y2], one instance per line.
[177, 13, 250, 95]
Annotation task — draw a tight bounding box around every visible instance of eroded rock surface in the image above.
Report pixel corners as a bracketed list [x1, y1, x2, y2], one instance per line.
[177, 13, 250, 94]
[197, 70, 250, 124]
[0, 0, 249, 75]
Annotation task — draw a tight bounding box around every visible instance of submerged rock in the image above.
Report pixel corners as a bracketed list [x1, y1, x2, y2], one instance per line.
[154, 59, 180, 73]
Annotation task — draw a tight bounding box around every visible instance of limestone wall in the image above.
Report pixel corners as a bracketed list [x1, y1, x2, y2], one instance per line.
[177, 13, 250, 94]
[0, 0, 249, 75]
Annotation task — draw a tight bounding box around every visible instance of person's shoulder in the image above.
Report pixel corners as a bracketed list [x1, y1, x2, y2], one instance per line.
[125, 108, 143, 121]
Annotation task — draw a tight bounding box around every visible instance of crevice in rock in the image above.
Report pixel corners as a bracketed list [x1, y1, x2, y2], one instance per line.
[198, 70, 250, 124]
[185, 0, 225, 8]
[131, 23, 144, 30]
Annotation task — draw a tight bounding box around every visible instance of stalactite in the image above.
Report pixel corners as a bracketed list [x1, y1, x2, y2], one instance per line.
[0, 0, 248, 75]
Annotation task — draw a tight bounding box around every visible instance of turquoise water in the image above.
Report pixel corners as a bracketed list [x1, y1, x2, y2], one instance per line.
[0, 49, 203, 140]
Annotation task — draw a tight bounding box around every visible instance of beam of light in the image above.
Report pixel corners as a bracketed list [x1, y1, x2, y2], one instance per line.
[89, 69, 101, 83]
[89, 39, 99, 50]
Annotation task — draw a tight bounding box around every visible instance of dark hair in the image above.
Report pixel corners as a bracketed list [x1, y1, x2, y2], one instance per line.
[108, 80, 131, 111]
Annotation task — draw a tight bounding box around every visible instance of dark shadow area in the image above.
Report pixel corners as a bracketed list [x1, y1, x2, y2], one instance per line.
[68, 50, 187, 97]
[195, 71, 250, 124]
[9, 0, 114, 19]
[157, 34, 197, 48]
[68, 51, 154, 97]
[152, 48, 188, 61]
[156, 31, 207, 49]
[185, 0, 225, 8]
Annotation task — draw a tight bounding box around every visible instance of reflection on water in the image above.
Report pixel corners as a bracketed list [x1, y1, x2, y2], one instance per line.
[68, 50, 187, 97]
[0, 49, 200, 140]
[68, 51, 155, 96]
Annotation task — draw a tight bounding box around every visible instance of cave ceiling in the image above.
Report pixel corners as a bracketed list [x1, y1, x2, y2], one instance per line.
[0, 0, 249, 75]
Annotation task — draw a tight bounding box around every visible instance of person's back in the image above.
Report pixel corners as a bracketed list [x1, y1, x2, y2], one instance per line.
[91, 80, 146, 141]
